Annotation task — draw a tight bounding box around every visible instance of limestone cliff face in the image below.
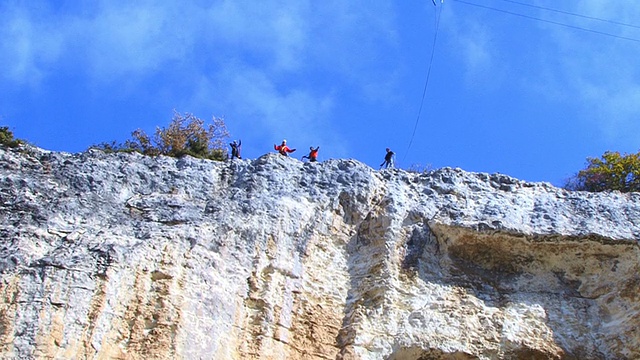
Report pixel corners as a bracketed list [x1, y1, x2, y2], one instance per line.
[0, 146, 639, 360]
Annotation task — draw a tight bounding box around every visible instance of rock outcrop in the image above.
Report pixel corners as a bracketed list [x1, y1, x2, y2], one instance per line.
[0, 146, 639, 359]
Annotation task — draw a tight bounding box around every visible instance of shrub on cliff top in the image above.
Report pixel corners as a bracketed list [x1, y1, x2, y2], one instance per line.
[0, 127, 23, 148]
[92, 111, 230, 161]
[565, 150, 640, 193]
[406, 163, 433, 174]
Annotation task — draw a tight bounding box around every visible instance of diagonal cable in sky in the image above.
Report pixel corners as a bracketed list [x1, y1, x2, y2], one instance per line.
[402, 3, 444, 165]
[454, 0, 640, 43]
[496, 0, 640, 30]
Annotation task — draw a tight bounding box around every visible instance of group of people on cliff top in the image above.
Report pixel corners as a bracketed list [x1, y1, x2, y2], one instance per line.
[228, 139, 394, 169]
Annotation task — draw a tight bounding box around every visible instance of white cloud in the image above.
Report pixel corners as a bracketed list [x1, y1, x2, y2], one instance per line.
[574, 78, 640, 144]
[458, 28, 493, 77]
[448, 0, 640, 146]
[80, 3, 194, 77]
[1, 1, 212, 83]
[441, 6, 500, 87]
[1, 0, 399, 156]
[206, 1, 312, 72]
[306, 1, 399, 94]
[221, 67, 343, 151]
[1, 1, 396, 85]
[0, 4, 64, 86]
[177, 0, 398, 157]
[185, 64, 349, 158]
[537, 2, 640, 145]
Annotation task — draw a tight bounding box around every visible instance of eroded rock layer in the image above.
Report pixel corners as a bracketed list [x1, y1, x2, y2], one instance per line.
[0, 147, 639, 359]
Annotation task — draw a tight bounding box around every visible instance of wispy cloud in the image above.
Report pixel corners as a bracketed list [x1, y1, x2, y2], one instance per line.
[1, 1, 191, 84]
[539, 1, 640, 146]
[1, 1, 396, 82]
[189, 66, 346, 157]
[441, 6, 502, 88]
[80, 2, 196, 78]
[1, 0, 400, 157]
[206, 1, 311, 72]
[445, 1, 640, 147]
[192, 1, 398, 157]
[0, 4, 64, 86]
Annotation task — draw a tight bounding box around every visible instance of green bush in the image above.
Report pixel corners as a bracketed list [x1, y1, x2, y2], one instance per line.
[0, 127, 23, 148]
[565, 150, 640, 193]
[91, 111, 230, 160]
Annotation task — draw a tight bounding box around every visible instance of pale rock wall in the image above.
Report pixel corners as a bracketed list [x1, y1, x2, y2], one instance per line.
[0, 146, 639, 359]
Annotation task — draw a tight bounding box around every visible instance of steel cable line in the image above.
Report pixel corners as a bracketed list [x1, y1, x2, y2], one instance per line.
[402, 3, 444, 165]
[454, 0, 640, 43]
[496, 0, 640, 30]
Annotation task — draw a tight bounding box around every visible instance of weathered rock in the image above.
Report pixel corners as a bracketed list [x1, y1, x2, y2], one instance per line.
[0, 146, 638, 359]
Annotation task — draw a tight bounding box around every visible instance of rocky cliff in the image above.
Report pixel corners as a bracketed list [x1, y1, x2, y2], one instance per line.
[0, 146, 639, 360]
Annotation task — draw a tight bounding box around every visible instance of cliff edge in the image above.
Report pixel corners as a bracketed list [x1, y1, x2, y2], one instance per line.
[1, 146, 639, 359]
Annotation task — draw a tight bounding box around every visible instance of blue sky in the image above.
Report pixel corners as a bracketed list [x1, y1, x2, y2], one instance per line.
[2, 0, 640, 186]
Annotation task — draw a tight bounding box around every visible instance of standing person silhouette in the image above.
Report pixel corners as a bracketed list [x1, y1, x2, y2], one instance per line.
[380, 148, 395, 169]
[229, 140, 242, 159]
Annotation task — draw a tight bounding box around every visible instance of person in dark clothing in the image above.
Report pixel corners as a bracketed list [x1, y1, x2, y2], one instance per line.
[274, 139, 296, 156]
[302, 146, 319, 162]
[229, 140, 242, 159]
[380, 148, 394, 169]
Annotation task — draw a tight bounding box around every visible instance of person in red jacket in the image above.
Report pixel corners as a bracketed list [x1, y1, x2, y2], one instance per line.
[274, 139, 296, 156]
[302, 146, 319, 162]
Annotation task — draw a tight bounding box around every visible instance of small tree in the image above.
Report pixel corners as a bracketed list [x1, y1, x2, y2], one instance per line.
[565, 150, 640, 193]
[0, 127, 23, 148]
[152, 112, 228, 159]
[93, 111, 230, 160]
[128, 129, 158, 156]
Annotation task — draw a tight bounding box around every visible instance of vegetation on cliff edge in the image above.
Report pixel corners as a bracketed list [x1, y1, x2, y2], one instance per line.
[565, 150, 640, 193]
[0, 127, 24, 148]
[91, 111, 230, 161]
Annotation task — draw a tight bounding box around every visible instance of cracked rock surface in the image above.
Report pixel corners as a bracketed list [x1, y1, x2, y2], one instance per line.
[1, 146, 639, 359]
